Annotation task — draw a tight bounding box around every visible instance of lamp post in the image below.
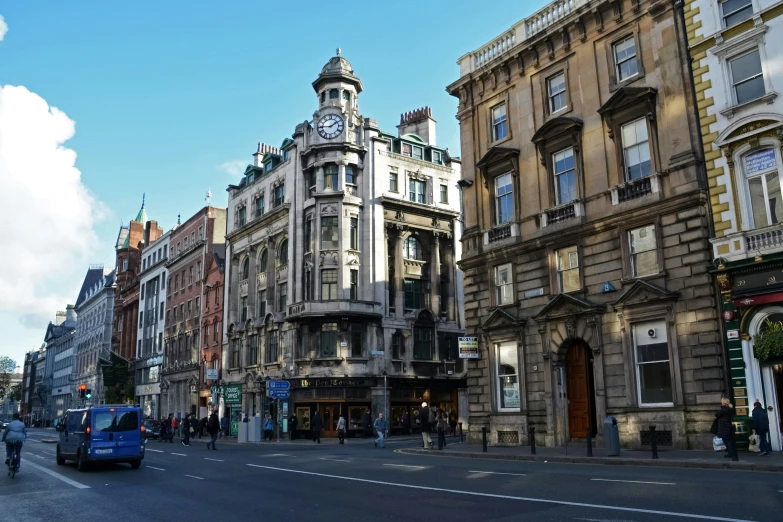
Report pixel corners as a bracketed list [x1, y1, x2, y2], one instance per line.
[382, 370, 388, 432]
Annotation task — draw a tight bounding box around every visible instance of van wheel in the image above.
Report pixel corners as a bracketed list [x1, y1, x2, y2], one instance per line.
[76, 450, 88, 472]
[56, 446, 65, 466]
[130, 459, 141, 469]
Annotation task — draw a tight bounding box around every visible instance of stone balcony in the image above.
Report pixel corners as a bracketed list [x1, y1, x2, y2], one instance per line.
[610, 174, 662, 206]
[540, 200, 584, 228]
[239, 279, 248, 296]
[483, 222, 520, 246]
[286, 300, 383, 321]
[256, 272, 267, 290]
[712, 223, 783, 262]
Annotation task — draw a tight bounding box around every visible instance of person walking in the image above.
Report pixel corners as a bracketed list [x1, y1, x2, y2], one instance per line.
[336, 415, 347, 444]
[373, 412, 388, 448]
[171, 415, 179, 439]
[401, 411, 410, 436]
[752, 400, 771, 456]
[436, 409, 448, 450]
[289, 414, 298, 440]
[263, 414, 274, 441]
[311, 410, 323, 444]
[219, 413, 228, 439]
[181, 415, 191, 446]
[198, 416, 207, 439]
[364, 410, 372, 438]
[419, 402, 433, 449]
[449, 410, 458, 437]
[715, 398, 736, 459]
[206, 410, 219, 450]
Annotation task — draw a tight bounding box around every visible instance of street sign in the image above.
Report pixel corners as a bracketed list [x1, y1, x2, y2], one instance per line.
[206, 369, 218, 380]
[267, 389, 290, 399]
[267, 380, 290, 391]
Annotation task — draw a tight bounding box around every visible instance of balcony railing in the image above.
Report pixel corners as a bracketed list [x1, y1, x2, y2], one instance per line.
[525, 0, 587, 38]
[541, 200, 583, 227]
[711, 222, 783, 261]
[610, 174, 661, 205]
[488, 223, 512, 243]
[473, 31, 517, 70]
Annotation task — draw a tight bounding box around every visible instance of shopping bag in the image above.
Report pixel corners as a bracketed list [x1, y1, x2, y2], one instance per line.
[748, 433, 760, 452]
[713, 436, 726, 452]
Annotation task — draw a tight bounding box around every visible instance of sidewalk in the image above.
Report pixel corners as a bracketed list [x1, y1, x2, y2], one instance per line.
[398, 440, 783, 472]
[155, 433, 424, 447]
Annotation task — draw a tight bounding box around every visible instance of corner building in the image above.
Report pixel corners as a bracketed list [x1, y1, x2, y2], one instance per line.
[222, 52, 466, 437]
[447, 0, 725, 449]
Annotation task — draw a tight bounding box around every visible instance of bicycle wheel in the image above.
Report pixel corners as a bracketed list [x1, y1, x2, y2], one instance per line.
[10, 459, 15, 479]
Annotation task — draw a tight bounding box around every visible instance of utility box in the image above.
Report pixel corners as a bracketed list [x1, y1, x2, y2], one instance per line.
[604, 416, 620, 456]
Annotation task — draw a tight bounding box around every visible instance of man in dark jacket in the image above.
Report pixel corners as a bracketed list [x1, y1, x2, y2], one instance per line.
[311, 410, 323, 444]
[752, 401, 771, 456]
[181, 415, 191, 446]
[206, 411, 219, 450]
[420, 402, 433, 449]
[715, 399, 736, 459]
[289, 415, 298, 440]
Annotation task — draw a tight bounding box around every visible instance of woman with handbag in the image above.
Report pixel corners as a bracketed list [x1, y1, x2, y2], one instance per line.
[436, 409, 448, 450]
[715, 398, 736, 459]
[336, 415, 346, 444]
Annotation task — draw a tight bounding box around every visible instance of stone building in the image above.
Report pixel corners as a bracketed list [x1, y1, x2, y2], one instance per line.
[684, 0, 783, 450]
[44, 305, 77, 419]
[162, 206, 226, 417]
[447, 0, 724, 449]
[222, 52, 465, 437]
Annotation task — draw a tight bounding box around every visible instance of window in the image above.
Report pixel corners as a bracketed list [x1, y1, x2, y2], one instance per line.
[247, 335, 258, 366]
[432, 151, 443, 165]
[164, 245, 168, 258]
[439, 184, 448, 203]
[494, 263, 514, 306]
[198, 226, 203, 239]
[346, 166, 355, 185]
[491, 103, 508, 142]
[319, 323, 338, 358]
[389, 172, 398, 192]
[273, 184, 285, 207]
[730, 50, 765, 105]
[321, 269, 338, 299]
[204, 325, 209, 345]
[402, 143, 412, 157]
[177, 242, 181, 255]
[160, 302, 165, 320]
[142, 258, 147, 271]
[391, 332, 404, 359]
[350, 270, 358, 300]
[722, 0, 753, 27]
[122, 259, 128, 272]
[189, 266, 193, 285]
[496, 342, 520, 411]
[548, 72, 567, 113]
[622, 118, 652, 181]
[403, 236, 424, 260]
[350, 324, 363, 357]
[553, 148, 577, 205]
[166, 309, 171, 324]
[258, 290, 266, 317]
[161, 274, 165, 290]
[187, 300, 192, 318]
[413, 146, 423, 160]
[266, 330, 279, 363]
[404, 279, 425, 310]
[190, 232, 195, 244]
[214, 323, 219, 343]
[321, 216, 339, 249]
[305, 217, 313, 253]
[197, 261, 202, 281]
[329, 88, 339, 99]
[633, 320, 673, 406]
[409, 179, 426, 203]
[241, 297, 248, 323]
[258, 249, 268, 274]
[256, 196, 264, 216]
[556, 246, 580, 293]
[413, 326, 433, 360]
[278, 240, 288, 265]
[342, 90, 350, 101]
[321, 91, 326, 103]
[324, 164, 338, 190]
[242, 258, 250, 280]
[139, 311, 143, 328]
[350, 218, 358, 250]
[305, 269, 313, 300]
[495, 173, 514, 225]
[614, 36, 638, 82]
[306, 171, 315, 199]
[195, 296, 200, 316]
[746, 149, 783, 227]
[284, 150, 290, 161]
[141, 285, 145, 299]
[179, 304, 184, 321]
[230, 339, 240, 368]
[278, 283, 287, 312]
[629, 225, 658, 277]
[238, 206, 247, 227]
[184, 237, 188, 249]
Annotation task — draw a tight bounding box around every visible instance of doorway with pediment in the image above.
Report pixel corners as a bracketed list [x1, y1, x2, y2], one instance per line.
[562, 338, 597, 440]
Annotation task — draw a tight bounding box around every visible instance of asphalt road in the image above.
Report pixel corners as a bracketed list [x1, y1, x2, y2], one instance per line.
[3, 428, 781, 521]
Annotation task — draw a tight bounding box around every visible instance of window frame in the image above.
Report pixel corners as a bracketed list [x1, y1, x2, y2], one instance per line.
[324, 164, 338, 191]
[553, 245, 582, 294]
[349, 270, 358, 300]
[389, 171, 399, 193]
[490, 101, 509, 143]
[620, 117, 653, 182]
[494, 172, 515, 226]
[350, 324, 363, 358]
[277, 283, 287, 313]
[349, 217, 358, 250]
[613, 35, 639, 83]
[321, 269, 338, 300]
[439, 184, 448, 203]
[494, 341, 521, 412]
[632, 319, 675, 407]
[721, 0, 753, 28]
[621, 222, 663, 279]
[607, 32, 645, 91]
[552, 147, 578, 206]
[320, 216, 339, 250]
[403, 236, 424, 261]
[273, 184, 285, 207]
[734, 141, 783, 231]
[345, 165, 356, 185]
[409, 178, 426, 204]
[432, 151, 443, 165]
[246, 335, 258, 367]
[258, 290, 266, 318]
[319, 323, 339, 358]
[278, 239, 288, 266]
[728, 48, 766, 106]
[493, 263, 514, 307]
[256, 195, 264, 217]
[546, 70, 568, 116]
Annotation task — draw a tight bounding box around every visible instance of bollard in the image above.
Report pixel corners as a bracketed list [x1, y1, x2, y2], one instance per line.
[459, 422, 464, 443]
[730, 431, 739, 462]
[482, 426, 488, 452]
[529, 426, 536, 455]
[649, 425, 659, 459]
[586, 424, 593, 457]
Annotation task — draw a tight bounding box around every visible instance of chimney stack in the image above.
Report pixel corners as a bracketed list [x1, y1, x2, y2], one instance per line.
[65, 304, 77, 327]
[253, 142, 282, 167]
[55, 311, 66, 326]
[396, 106, 437, 146]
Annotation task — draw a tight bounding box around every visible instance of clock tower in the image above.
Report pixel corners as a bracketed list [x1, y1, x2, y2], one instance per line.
[312, 48, 363, 144]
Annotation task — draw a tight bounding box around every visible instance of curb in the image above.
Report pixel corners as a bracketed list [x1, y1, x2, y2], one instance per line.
[395, 448, 783, 472]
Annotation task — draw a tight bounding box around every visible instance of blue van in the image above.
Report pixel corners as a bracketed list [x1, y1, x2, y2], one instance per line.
[56, 406, 145, 471]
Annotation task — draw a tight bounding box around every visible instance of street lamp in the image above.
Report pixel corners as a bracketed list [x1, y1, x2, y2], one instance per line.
[382, 371, 388, 429]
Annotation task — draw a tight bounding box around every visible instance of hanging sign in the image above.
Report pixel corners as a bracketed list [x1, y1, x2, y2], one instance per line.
[458, 337, 479, 359]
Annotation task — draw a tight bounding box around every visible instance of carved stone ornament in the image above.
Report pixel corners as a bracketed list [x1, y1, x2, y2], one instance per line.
[396, 210, 405, 221]
[321, 204, 338, 215]
[716, 272, 732, 292]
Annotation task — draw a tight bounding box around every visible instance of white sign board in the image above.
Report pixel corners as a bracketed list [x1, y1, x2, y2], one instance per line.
[458, 337, 479, 359]
[745, 149, 776, 174]
[206, 368, 219, 380]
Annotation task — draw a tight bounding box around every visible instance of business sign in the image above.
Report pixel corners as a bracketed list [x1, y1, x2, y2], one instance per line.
[267, 380, 290, 391]
[727, 329, 740, 340]
[745, 149, 776, 175]
[268, 390, 290, 400]
[524, 288, 544, 299]
[223, 384, 243, 405]
[602, 282, 616, 293]
[458, 337, 479, 359]
[205, 369, 218, 381]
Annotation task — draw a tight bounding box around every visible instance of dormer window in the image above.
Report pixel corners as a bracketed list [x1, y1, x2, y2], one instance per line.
[265, 162, 273, 173]
[402, 143, 413, 157]
[329, 89, 339, 99]
[412, 146, 423, 160]
[432, 151, 443, 165]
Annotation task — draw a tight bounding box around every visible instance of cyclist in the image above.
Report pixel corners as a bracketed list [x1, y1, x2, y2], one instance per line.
[3, 412, 27, 471]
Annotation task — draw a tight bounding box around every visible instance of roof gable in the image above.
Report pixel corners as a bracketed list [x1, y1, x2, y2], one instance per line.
[534, 293, 603, 321]
[481, 307, 525, 331]
[612, 279, 678, 311]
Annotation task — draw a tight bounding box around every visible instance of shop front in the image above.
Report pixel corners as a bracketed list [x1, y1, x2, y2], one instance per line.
[222, 383, 243, 436]
[135, 383, 160, 420]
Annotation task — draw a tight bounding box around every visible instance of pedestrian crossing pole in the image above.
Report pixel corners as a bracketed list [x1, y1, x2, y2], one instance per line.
[276, 398, 280, 443]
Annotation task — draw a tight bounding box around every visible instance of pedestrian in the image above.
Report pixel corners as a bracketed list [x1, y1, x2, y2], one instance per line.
[752, 400, 771, 456]
[289, 414, 298, 440]
[401, 411, 410, 436]
[206, 410, 219, 450]
[364, 410, 372, 438]
[311, 410, 323, 444]
[171, 415, 179, 439]
[220, 413, 229, 438]
[373, 412, 388, 448]
[449, 410, 458, 437]
[436, 408, 448, 449]
[181, 415, 191, 446]
[419, 402, 433, 449]
[263, 414, 274, 441]
[159, 416, 169, 443]
[337, 415, 346, 444]
[715, 398, 736, 459]
[198, 416, 207, 438]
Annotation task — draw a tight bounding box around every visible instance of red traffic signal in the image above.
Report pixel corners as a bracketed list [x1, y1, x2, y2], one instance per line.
[78, 383, 87, 399]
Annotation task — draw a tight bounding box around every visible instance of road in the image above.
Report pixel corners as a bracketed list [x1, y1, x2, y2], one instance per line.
[3, 428, 781, 521]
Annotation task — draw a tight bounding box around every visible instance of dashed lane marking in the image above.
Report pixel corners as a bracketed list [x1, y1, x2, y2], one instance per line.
[469, 471, 527, 476]
[383, 464, 426, 469]
[147, 466, 165, 471]
[320, 457, 351, 463]
[171, 453, 187, 457]
[204, 458, 224, 462]
[591, 479, 675, 486]
[146, 449, 164, 453]
[184, 474, 204, 480]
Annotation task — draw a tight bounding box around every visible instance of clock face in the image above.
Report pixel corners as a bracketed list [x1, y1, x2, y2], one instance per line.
[317, 114, 345, 140]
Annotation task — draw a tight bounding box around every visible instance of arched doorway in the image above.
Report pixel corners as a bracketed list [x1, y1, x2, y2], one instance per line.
[565, 339, 597, 439]
[747, 307, 783, 451]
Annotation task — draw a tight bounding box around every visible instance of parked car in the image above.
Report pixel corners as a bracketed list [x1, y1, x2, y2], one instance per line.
[55, 406, 145, 470]
[142, 419, 160, 440]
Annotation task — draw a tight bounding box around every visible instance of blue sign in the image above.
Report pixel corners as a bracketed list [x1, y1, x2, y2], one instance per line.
[602, 282, 616, 293]
[267, 380, 290, 391]
[268, 390, 290, 399]
[745, 149, 776, 175]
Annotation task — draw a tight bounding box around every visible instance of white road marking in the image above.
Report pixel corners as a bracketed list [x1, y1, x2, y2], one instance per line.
[184, 474, 204, 480]
[320, 457, 351, 463]
[261, 453, 291, 457]
[469, 471, 527, 477]
[591, 478, 675, 486]
[244, 464, 751, 522]
[147, 466, 165, 471]
[383, 464, 426, 469]
[24, 460, 91, 489]
[204, 458, 224, 462]
[146, 449, 164, 453]
[171, 453, 187, 456]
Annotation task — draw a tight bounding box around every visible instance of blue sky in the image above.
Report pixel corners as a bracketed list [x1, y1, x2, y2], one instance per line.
[0, 0, 547, 369]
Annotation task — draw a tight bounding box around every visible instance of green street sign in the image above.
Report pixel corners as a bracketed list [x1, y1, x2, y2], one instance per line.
[223, 384, 242, 405]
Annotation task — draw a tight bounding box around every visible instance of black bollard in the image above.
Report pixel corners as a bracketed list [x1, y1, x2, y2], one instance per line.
[459, 422, 464, 443]
[529, 426, 536, 455]
[650, 425, 659, 459]
[586, 424, 593, 457]
[482, 426, 488, 452]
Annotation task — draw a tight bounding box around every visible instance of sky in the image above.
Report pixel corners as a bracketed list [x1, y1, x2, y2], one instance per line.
[0, 0, 547, 370]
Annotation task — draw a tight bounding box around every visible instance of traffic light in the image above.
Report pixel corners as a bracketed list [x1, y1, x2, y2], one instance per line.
[85, 389, 92, 400]
[78, 384, 86, 399]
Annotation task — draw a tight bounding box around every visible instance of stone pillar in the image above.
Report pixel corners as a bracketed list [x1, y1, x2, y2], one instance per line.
[430, 233, 441, 316]
[446, 235, 457, 322]
[370, 385, 390, 419]
[338, 162, 347, 192]
[317, 166, 325, 192]
[394, 231, 407, 317]
[248, 245, 258, 318]
[457, 387, 469, 433]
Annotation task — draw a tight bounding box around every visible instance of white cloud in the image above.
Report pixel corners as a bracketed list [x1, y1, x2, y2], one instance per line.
[0, 16, 7, 42]
[0, 85, 106, 321]
[219, 160, 247, 178]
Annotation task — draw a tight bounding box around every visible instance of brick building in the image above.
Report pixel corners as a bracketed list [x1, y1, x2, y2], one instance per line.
[201, 243, 226, 408]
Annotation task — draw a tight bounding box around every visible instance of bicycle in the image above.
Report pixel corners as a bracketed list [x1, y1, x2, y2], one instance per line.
[7, 441, 22, 478]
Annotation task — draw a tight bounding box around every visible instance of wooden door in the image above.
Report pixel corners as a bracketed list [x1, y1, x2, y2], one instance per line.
[566, 344, 590, 439]
[321, 405, 337, 437]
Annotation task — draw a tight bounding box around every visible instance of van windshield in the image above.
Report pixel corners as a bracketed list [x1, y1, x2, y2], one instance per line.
[93, 411, 138, 432]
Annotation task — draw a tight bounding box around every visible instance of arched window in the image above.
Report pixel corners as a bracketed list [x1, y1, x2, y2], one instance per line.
[279, 239, 288, 265]
[744, 147, 783, 228]
[329, 89, 339, 99]
[241, 258, 250, 280]
[258, 249, 268, 274]
[404, 236, 424, 260]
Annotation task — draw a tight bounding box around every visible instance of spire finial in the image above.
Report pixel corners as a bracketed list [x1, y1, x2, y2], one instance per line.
[142, 193, 145, 208]
[205, 189, 212, 205]
[336, 47, 341, 56]
[177, 213, 181, 225]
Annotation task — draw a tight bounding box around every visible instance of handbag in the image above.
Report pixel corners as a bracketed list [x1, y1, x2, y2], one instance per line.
[709, 418, 719, 435]
[189, 427, 195, 434]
